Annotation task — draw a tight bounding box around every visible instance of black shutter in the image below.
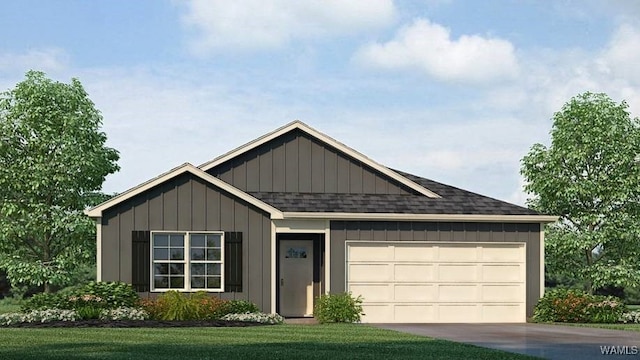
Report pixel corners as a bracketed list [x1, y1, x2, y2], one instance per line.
[224, 232, 243, 292]
[132, 231, 150, 292]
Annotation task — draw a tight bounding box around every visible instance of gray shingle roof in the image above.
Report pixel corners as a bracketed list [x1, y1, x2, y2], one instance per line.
[248, 170, 538, 215]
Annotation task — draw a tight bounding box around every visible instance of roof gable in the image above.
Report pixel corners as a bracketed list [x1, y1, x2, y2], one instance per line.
[199, 121, 440, 198]
[85, 163, 283, 219]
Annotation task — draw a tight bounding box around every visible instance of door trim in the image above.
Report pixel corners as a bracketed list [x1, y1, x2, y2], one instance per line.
[276, 233, 324, 316]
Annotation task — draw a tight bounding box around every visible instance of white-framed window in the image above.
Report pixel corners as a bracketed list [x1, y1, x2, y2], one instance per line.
[151, 231, 224, 292]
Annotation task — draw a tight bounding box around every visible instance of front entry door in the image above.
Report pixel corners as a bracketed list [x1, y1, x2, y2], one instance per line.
[279, 239, 314, 317]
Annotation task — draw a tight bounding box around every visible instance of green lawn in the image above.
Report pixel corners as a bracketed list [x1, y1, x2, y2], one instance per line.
[0, 324, 537, 360]
[0, 304, 21, 314]
[560, 323, 640, 332]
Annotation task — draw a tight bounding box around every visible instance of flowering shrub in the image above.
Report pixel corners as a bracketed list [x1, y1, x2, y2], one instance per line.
[620, 310, 640, 324]
[100, 307, 149, 321]
[533, 288, 626, 323]
[83, 281, 140, 308]
[0, 309, 77, 326]
[221, 312, 284, 324]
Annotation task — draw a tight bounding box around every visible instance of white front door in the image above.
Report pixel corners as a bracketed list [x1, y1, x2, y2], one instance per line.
[279, 239, 314, 317]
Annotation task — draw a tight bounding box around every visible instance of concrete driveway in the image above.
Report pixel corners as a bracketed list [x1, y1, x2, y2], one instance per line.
[374, 323, 640, 360]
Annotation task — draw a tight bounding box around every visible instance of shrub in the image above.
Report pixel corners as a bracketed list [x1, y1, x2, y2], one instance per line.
[221, 312, 284, 324]
[191, 292, 229, 320]
[0, 309, 77, 326]
[76, 306, 103, 320]
[224, 300, 260, 314]
[21, 292, 68, 312]
[620, 310, 640, 324]
[83, 281, 139, 309]
[21, 281, 139, 312]
[586, 299, 626, 323]
[314, 292, 364, 324]
[533, 288, 626, 323]
[100, 307, 148, 321]
[140, 291, 230, 321]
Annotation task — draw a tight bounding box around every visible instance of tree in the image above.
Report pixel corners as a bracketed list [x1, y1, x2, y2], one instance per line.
[0, 71, 119, 293]
[521, 92, 640, 293]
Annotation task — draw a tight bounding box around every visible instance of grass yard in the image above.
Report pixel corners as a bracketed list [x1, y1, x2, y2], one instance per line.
[561, 323, 640, 332]
[0, 303, 21, 314]
[0, 324, 537, 360]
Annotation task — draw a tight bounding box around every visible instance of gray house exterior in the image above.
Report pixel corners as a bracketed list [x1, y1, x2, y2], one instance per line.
[87, 121, 556, 323]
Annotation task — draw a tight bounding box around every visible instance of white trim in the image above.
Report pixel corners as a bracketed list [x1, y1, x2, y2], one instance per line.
[96, 218, 102, 282]
[324, 219, 330, 295]
[150, 231, 225, 292]
[198, 120, 441, 199]
[273, 219, 328, 233]
[85, 163, 283, 219]
[540, 223, 545, 298]
[270, 221, 277, 314]
[282, 212, 559, 223]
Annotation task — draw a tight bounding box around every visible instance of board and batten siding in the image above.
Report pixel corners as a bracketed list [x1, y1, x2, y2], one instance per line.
[100, 172, 272, 311]
[330, 221, 542, 318]
[207, 129, 413, 195]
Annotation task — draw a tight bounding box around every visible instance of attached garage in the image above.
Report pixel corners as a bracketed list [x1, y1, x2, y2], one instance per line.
[346, 242, 526, 323]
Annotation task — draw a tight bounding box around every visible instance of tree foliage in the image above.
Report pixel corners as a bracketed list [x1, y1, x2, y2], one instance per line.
[521, 92, 640, 292]
[0, 71, 119, 292]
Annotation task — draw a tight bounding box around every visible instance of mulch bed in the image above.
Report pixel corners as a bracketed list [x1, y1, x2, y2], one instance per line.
[3, 319, 270, 328]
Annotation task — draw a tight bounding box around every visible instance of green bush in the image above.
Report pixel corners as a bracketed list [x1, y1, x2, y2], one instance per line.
[140, 291, 230, 321]
[21, 281, 140, 312]
[21, 292, 68, 312]
[224, 300, 259, 314]
[533, 288, 626, 323]
[82, 281, 139, 309]
[76, 306, 102, 320]
[314, 292, 364, 324]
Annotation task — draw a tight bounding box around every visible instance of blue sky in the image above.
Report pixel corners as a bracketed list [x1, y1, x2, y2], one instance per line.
[2, 0, 639, 205]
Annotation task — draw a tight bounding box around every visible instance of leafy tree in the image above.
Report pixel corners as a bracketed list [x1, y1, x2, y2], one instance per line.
[521, 92, 640, 293]
[0, 71, 119, 293]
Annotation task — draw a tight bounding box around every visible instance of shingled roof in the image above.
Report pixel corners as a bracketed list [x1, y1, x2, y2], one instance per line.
[247, 169, 538, 216]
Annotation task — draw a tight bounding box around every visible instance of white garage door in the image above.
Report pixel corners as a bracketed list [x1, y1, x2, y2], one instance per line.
[346, 242, 526, 323]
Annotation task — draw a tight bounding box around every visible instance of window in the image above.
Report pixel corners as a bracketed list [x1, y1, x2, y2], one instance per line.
[151, 231, 224, 292]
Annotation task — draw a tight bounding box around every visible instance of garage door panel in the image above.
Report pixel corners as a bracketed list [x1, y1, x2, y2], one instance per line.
[394, 305, 435, 322]
[439, 285, 478, 302]
[348, 263, 391, 281]
[394, 245, 435, 261]
[394, 264, 434, 282]
[482, 285, 523, 302]
[438, 305, 480, 322]
[346, 242, 525, 323]
[349, 284, 391, 302]
[348, 244, 391, 261]
[438, 265, 479, 282]
[395, 284, 436, 301]
[481, 304, 523, 322]
[481, 245, 524, 262]
[482, 264, 524, 282]
[361, 304, 392, 323]
[439, 245, 478, 261]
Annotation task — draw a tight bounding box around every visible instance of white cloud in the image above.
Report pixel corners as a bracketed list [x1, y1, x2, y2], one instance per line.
[354, 18, 519, 83]
[0, 48, 69, 74]
[180, 0, 396, 53]
[600, 23, 640, 86]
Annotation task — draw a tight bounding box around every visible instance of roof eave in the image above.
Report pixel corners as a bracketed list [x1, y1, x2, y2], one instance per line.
[281, 212, 559, 223]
